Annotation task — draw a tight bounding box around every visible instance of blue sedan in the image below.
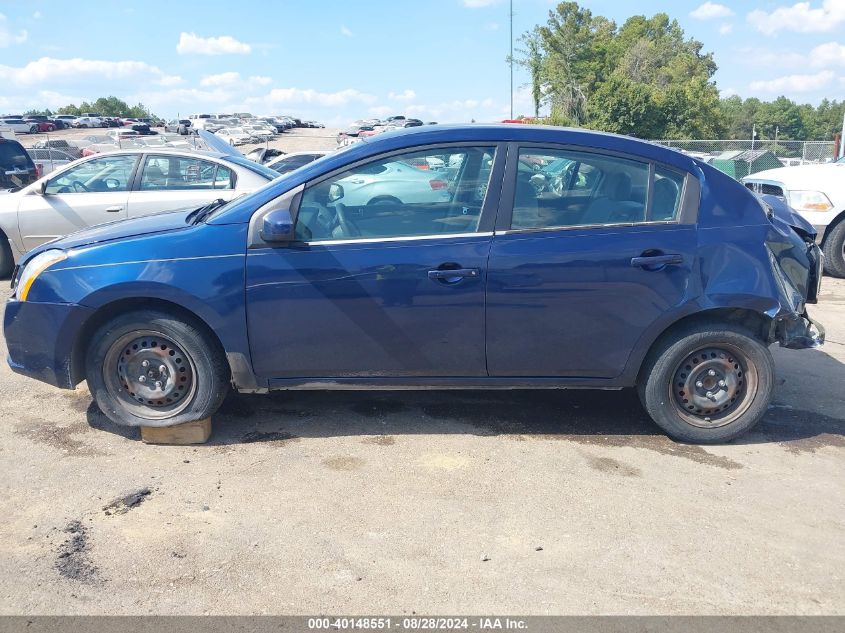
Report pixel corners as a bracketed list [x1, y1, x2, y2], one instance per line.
[3, 125, 825, 443]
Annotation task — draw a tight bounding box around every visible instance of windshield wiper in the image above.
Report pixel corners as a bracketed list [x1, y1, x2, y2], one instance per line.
[188, 198, 227, 225]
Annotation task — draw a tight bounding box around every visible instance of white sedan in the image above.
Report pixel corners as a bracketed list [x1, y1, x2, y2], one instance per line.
[743, 157, 845, 277]
[215, 128, 254, 146]
[331, 160, 453, 207]
[0, 148, 279, 275]
[1, 119, 39, 134]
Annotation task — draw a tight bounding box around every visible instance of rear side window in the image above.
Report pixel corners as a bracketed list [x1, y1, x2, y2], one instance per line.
[510, 148, 684, 230]
[0, 141, 31, 167]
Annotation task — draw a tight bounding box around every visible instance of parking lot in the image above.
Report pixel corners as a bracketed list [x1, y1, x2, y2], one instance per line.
[0, 273, 842, 615]
[19, 125, 341, 155]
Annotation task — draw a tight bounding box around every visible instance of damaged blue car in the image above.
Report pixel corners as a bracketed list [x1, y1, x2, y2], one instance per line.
[3, 125, 824, 443]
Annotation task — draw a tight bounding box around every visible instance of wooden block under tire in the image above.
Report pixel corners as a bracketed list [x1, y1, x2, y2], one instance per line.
[140, 418, 212, 445]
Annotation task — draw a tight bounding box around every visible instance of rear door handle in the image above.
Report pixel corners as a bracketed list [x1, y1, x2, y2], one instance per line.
[428, 268, 480, 281]
[105, 206, 123, 213]
[630, 254, 683, 268]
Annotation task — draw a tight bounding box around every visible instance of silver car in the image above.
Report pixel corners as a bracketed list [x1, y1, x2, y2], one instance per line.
[0, 149, 278, 275]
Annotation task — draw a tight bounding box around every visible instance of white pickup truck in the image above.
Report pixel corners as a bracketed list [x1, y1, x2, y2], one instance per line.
[743, 157, 845, 278]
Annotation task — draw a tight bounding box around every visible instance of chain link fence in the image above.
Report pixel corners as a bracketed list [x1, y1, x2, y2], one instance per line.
[652, 139, 838, 167]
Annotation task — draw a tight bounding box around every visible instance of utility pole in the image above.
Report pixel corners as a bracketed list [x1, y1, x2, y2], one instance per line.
[509, 0, 514, 120]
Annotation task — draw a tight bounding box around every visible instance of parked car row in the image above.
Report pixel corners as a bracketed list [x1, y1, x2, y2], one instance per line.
[336, 115, 435, 146]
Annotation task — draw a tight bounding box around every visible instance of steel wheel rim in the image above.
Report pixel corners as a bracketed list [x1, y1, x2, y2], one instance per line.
[103, 329, 197, 420]
[670, 344, 758, 429]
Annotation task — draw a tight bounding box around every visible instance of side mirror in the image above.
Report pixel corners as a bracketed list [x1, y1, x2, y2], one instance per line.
[37, 180, 48, 196]
[260, 208, 294, 243]
[328, 183, 344, 203]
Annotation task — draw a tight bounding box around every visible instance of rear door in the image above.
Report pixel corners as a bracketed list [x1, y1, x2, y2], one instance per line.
[126, 154, 237, 217]
[486, 144, 698, 379]
[17, 154, 138, 250]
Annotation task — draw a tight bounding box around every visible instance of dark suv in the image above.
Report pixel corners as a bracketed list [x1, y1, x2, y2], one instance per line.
[0, 137, 38, 191]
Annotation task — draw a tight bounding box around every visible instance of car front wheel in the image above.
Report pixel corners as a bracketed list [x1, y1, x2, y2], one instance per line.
[86, 310, 229, 428]
[638, 321, 774, 443]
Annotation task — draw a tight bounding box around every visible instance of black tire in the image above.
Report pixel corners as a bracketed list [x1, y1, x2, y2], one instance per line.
[638, 321, 774, 443]
[30, 126, 39, 134]
[0, 236, 14, 279]
[367, 196, 402, 206]
[86, 309, 229, 428]
[822, 219, 845, 278]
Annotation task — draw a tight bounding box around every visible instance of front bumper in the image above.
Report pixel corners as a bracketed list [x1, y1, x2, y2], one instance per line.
[4, 299, 95, 388]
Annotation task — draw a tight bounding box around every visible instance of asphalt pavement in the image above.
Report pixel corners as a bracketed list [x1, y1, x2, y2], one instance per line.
[0, 278, 843, 615]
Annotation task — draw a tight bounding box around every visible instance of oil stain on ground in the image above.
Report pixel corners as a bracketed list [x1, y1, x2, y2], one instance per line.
[103, 487, 152, 516]
[322, 456, 365, 471]
[55, 520, 99, 583]
[240, 430, 299, 444]
[16, 416, 104, 457]
[582, 452, 642, 477]
[362, 435, 396, 446]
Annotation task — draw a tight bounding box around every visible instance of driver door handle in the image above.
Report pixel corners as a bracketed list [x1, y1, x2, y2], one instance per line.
[105, 206, 123, 213]
[630, 253, 683, 268]
[428, 268, 480, 280]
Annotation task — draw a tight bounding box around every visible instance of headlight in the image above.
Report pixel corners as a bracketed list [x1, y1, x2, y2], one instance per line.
[15, 250, 67, 301]
[787, 190, 834, 212]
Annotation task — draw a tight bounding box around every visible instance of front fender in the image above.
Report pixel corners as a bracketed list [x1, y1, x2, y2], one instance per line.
[23, 222, 258, 389]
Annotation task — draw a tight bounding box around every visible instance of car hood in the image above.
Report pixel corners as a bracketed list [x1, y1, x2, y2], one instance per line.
[747, 163, 845, 189]
[25, 208, 195, 261]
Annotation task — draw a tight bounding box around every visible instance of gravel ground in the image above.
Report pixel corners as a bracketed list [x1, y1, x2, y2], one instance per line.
[0, 270, 843, 614]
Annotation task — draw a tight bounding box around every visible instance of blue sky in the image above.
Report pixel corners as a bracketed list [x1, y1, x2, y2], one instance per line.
[1, 0, 844, 124]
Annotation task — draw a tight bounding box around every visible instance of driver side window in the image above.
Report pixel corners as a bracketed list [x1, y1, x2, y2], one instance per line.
[294, 146, 496, 242]
[45, 155, 138, 194]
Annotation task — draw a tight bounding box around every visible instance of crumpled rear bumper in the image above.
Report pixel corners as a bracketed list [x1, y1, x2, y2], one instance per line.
[775, 311, 825, 349]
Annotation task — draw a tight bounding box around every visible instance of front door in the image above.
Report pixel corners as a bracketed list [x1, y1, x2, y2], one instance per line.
[486, 145, 696, 379]
[17, 154, 138, 251]
[245, 144, 501, 381]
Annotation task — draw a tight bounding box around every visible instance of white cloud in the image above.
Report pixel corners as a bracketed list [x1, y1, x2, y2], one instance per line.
[176, 32, 251, 55]
[720, 87, 738, 98]
[0, 14, 28, 47]
[483, 22, 500, 31]
[463, 0, 500, 7]
[690, 2, 734, 20]
[718, 22, 734, 34]
[0, 57, 181, 87]
[340, 25, 353, 37]
[388, 89, 416, 102]
[248, 87, 377, 108]
[250, 75, 272, 86]
[32, 11, 41, 19]
[748, 0, 845, 35]
[810, 42, 845, 67]
[749, 70, 836, 93]
[200, 71, 241, 87]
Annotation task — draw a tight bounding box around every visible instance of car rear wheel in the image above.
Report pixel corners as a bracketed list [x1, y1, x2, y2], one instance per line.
[638, 321, 774, 443]
[86, 310, 229, 428]
[822, 220, 845, 278]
